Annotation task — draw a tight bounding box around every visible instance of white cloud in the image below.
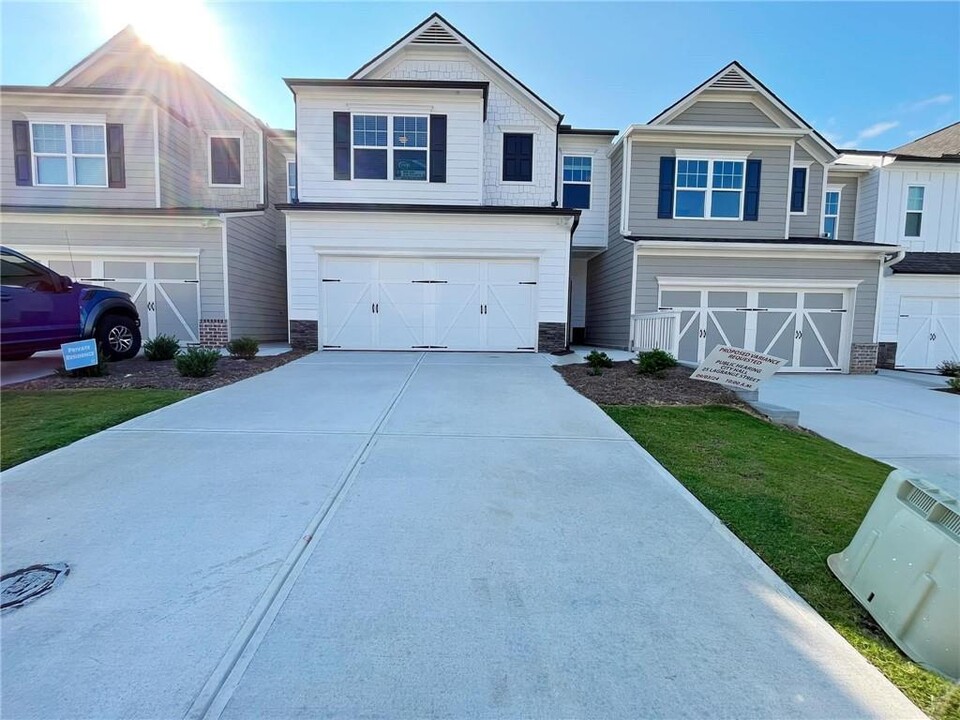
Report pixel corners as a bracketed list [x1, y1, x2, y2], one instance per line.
[903, 94, 954, 112]
[844, 121, 900, 148]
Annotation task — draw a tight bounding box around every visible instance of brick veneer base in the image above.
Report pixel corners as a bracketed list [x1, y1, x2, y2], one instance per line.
[877, 342, 897, 370]
[290, 320, 319, 351]
[537, 322, 567, 354]
[850, 343, 879, 374]
[199, 319, 228, 348]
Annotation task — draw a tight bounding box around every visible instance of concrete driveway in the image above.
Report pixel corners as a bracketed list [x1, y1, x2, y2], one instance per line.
[760, 371, 960, 481]
[0, 350, 62, 387]
[2, 353, 919, 719]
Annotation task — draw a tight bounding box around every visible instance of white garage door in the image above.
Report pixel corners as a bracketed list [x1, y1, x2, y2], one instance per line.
[320, 257, 538, 351]
[896, 296, 960, 369]
[40, 255, 200, 344]
[660, 285, 852, 372]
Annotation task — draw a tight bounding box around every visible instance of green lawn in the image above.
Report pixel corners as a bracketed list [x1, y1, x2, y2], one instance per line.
[1, 389, 192, 471]
[606, 405, 960, 720]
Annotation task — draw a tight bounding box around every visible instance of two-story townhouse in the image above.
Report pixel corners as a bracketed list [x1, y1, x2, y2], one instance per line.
[0, 27, 288, 346]
[585, 62, 903, 374]
[835, 123, 960, 370]
[280, 14, 595, 353]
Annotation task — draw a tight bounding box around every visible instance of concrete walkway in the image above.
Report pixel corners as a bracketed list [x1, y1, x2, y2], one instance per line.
[761, 371, 960, 481]
[1, 353, 920, 719]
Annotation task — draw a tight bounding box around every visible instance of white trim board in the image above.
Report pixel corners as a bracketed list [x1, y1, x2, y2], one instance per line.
[656, 276, 864, 290]
[14, 244, 201, 258]
[1, 212, 223, 228]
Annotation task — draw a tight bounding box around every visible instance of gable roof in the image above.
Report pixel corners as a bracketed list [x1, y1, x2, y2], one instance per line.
[0, 84, 192, 126]
[349, 13, 561, 121]
[891, 122, 960, 159]
[648, 61, 837, 160]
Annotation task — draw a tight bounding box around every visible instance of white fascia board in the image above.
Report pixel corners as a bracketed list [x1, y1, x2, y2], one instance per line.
[632, 240, 901, 260]
[15, 244, 202, 258]
[657, 276, 865, 290]
[1, 212, 223, 228]
[827, 163, 874, 174]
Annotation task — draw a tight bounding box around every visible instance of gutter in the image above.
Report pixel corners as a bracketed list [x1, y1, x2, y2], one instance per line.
[884, 248, 906, 268]
[552, 115, 564, 207]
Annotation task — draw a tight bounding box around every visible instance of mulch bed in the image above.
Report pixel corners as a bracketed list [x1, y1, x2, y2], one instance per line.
[7, 350, 310, 393]
[555, 361, 742, 407]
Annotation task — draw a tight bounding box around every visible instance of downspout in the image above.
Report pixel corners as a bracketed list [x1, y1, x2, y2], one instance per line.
[552, 115, 564, 207]
[565, 211, 581, 350]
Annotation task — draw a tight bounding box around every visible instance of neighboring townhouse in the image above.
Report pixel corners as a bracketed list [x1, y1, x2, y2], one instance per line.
[835, 123, 960, 370]
[280, 14, 598, 352]
[0, 27, 288, 346]
[585, 62, 902, 373]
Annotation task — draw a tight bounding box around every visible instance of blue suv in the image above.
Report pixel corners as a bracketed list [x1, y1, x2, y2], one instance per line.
[0, 246, 141, 361]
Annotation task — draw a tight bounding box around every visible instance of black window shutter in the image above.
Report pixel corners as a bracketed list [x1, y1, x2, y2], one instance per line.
[12, 120, 31, 186]
[502, 133, 533, 182]
[657, 156, 675, 219]
[333, 112, 351, 180]
[106, 123, 125, 188]
[744, 159, 762, 221]
[429, 114, 446, 183]
[790, 167, 806, 213]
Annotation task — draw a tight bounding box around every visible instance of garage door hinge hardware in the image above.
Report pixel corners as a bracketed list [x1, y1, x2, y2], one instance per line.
[518, 346, 535, 350]
[321, 278, 340, 283]
[322, 344, 341, 348]
[519, 281, 537, 285]
[735, 307, 768, 312]
[658, 306, 673, 310]
[411, 345, 448, 349]
[82, 277, 115, 282]
[183, 279, 199, 284]
[830, 309, 847, 313]
[411, 279, 448, 284]
[900, 314, 909, 317]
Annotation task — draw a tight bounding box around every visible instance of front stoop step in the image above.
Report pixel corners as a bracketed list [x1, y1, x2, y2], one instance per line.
[735, 390, 800, 427]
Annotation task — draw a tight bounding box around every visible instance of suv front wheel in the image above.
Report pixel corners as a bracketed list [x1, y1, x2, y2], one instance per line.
[96, 314, 141, 360]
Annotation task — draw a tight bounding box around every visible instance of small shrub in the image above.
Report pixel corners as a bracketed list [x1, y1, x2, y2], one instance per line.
[226, 336, 259, 360]
[143, 334, 181, 361]
[56, 343, 109, 378]
[636, 348, 678, 375]
[937, 360, 960, 377]
[947, 377, 960, 393]
[585, 350, 614, 370]
[175, 347, 221, 378]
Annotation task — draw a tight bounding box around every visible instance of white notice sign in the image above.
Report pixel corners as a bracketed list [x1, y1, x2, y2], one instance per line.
[690, 346, 787, 391]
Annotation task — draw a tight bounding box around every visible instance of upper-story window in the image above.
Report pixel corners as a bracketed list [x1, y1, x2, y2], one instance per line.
[904, 186, 924, 237]
[286, 159, 297, 202]
[351, 114, 428, 181]
[562, 156, 592, 209]
[675, 157, 744, 219]
[823, 188, 841, 239]
[209, 135, 242, 186]
[502, 133, 533, 183]
[31, 122, 107, 187]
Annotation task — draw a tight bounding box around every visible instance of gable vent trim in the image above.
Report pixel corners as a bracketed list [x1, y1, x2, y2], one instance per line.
[710, 70, 754, 91]
[411, 22, 461, 45]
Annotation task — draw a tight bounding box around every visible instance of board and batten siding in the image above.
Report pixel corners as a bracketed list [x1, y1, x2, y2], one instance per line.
[285, 212, 571, 325]
[558, 134, 612, 249]
[628, 139, 790, 239]
[585, 144, 634, 349]
[670, 101, 778, 128]
[875, 165, 960, 252]
[0, 218, 225, 318]
[826, 172, 859, 242]
[376, 56, 558, 207]
[295, 86, 483, 205]
[634, 255, 881, 344]
[789, 146, 825, 238]
[1, 95, 158, 208]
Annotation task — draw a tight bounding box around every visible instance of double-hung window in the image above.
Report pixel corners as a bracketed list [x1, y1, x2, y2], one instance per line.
[31, 122, 107, 187]
[823, 188, 841, 239]
[562, 156, 592, 209]
[352, 115, 388, 179]
[392, 116, 427, 181]
[675, 157, 744, 219]
[286, 159, 297, 202]
[904, 186, 924, 237]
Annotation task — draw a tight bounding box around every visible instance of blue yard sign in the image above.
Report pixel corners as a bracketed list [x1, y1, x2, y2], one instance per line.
[61, 339, 99, 371]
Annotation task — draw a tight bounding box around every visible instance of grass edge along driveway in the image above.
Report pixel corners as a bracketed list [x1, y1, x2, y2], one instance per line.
[1, 389, 192, 471]
[606, 404, 960, 720]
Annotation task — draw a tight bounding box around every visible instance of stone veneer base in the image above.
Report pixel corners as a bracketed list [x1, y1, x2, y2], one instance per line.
[199, 319, 229, 348]
[849, 343, 879, 374]
[537, 322, 567, 354]
[290, 320, 319, 351]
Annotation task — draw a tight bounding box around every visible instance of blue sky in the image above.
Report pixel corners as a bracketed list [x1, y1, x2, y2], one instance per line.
[2, 2, 958, 149]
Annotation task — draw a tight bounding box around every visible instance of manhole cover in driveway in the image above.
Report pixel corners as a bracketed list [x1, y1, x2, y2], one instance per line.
[1, 563, 69, 611]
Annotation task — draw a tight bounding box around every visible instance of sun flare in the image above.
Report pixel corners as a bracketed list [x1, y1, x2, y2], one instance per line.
[93, 0, 238, 98]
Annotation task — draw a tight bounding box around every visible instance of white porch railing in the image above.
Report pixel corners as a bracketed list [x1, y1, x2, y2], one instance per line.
[630, 312, 681, 357]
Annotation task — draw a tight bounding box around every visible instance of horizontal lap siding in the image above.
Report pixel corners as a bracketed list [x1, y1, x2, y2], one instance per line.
[670, 101, 778, 128]
[629, 140, 789, 239]
[827, 173, 859, 242]
[854, 170, 879, 243]
[585, 145, 632, 348]
[790, 146, 824, 238]
[1, 97, 157, 208]
[158, 111, 193, 207]
[286, 212, 570, 324]
[0, 219, 225, 317]
[296, 87, 483, 204]
[225, 214, 287, 341]
[635, 256, 880, 343]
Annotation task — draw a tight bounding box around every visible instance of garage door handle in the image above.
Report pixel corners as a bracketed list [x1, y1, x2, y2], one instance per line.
[930, 333, 937, 341]
[795, 330, 803, 340]
[371, 303, 379, 314]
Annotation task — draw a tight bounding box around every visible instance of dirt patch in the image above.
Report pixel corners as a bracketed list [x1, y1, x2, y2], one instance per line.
[7, 350, 310, 393]
[555, 361, 742, 407]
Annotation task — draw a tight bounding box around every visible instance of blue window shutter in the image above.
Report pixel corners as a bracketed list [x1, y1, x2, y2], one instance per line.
[333, 112, 351, 180]
[12, 121, 31, 186]
[790, 167, 806, 212]
[429, 114, 446, 183]
[657, 157, 675, 219]
[744, 159, 762, 221]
